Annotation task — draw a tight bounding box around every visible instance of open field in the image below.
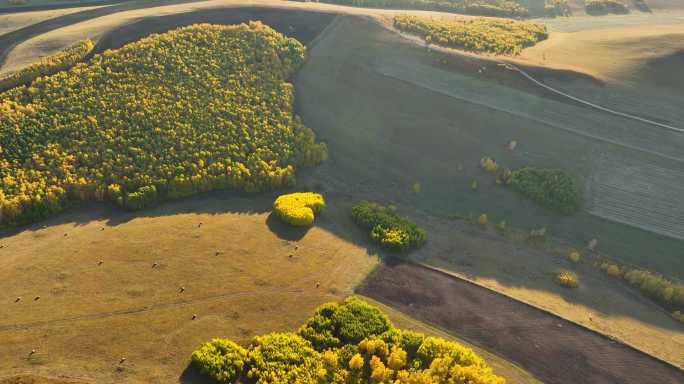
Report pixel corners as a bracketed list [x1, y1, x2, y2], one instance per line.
[358, 262, 684, 384]
[1, 1, 684, 382]
[0, 6, 103, 36]
[0, 192, 379, 383]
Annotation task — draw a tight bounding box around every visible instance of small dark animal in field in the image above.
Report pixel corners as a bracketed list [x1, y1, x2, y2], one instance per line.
[179, 286, 185, 293]
[29, 349, 36, 357]
[215, 250, 221, 256]
[119, 357, 126, 364]
[192, 314, 197, 320]
[101, 227, 105, 231]
[152, 262, 159, 268]
[15, 297, 21, 302]
[315, 282, 320, 288]
[0, 244, 4, 248]
[34, 296, 40, 301]
[98, 260, 104, 265]
[64, 233, 68, 237]
[198, 222, 203, 227]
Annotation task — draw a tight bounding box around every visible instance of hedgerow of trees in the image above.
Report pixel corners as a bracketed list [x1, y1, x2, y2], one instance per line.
[351, 201, 426, 252]
[599, 262, 684, 310]
[0, 22, 328, 226]
[295, 0, 529, 18]
[192, 297, 505, 383]
[273, 192, 325, 226]
[584, 0, 629, 15]
[0, 39, 93, 91]
[393, 15, 548, 55]
[508, 167, 582, 214]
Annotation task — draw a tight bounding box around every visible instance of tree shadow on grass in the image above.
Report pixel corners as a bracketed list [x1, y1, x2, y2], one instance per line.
[179, 363, 216, 384]
[265, 212, 310, 241]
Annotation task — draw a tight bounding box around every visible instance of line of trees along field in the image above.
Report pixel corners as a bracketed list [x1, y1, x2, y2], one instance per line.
[0, 22, 327, 227]
[294, 0, 530, 17]
[393, 15, 548, 55]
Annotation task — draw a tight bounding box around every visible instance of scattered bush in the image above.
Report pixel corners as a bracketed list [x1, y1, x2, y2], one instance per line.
[191, 339, 247, 383]
[297, 0, 529, 18]
[480, 156, 499, 173]
[585, 0, 629, 15]
[554, 270, 579, 289]
[351, 201, 426, 252]
[567, 250, 581, 263]
[600, 261, 621, 277]
[471, 179, 479, 190]
[6, 0, 28, 6]
[193, 297, 504, 383]
[495, 219, 507, 232]
[0, 23, 327, 227]
[394, 15, 548, 55]
[509, 167, 582, 214]
[412, 182, 422, 194]
[273, 192, 325, 226]
[0, 39, 93, 91]
[477, 213, 488, 226]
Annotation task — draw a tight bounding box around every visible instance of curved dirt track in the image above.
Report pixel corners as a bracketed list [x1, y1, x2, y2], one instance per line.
[358, 262, 684, 384]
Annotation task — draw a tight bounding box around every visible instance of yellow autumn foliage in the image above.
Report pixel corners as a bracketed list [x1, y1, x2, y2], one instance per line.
[273, 192, 325, 226]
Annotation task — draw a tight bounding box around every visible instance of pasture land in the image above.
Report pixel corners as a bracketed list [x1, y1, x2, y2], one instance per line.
[1, 1, 683, 382]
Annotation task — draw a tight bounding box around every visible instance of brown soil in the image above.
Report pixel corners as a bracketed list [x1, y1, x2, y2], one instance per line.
[357, 262, 684, 384]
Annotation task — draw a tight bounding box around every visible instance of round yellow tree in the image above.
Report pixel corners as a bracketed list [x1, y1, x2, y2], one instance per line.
[273, 192, 325, 226]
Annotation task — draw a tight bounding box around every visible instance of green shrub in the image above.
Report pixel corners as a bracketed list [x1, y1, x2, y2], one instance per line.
[567, 250, 581, 263]
[394, 15, 548, 55]
[585, 0, 629, 15]
[191, 339, 247, 383]
[0, 23, 326, 228]
[509, 167, 582, 214]
[299, 296, 393, 350]
[193, 297, 504, 384]
[124, 185, 157, 211]
[554, 269, 579, 289]
[351, 201, 426, 252]
[273, 192, 325, 226]
[0, 39, 93, 91]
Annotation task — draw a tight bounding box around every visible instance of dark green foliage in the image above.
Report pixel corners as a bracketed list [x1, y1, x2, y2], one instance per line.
[124, 185, 157, 211]
[351, 201, 426, 252]
[298, 296, 393, 350]
[509, 167, 582, 214]
[585, 0, 630, 15]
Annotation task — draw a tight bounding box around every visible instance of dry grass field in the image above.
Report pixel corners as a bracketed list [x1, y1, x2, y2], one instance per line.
[0, 6, 104, 36]
[2, 1, 684, 382]
[0, 192, 380, 383]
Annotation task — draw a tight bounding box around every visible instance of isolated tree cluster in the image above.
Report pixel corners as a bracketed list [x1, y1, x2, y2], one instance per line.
[192, 297, 504, 383]
[274, 192, 325, 226]
[0, 22, 327, 225]
[393, 15, 548, 55]
[351, 201, 426, 252]
[508, 167, 582, 214]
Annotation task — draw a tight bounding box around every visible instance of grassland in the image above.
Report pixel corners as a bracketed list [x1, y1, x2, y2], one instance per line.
[2, 1, 684, 382]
